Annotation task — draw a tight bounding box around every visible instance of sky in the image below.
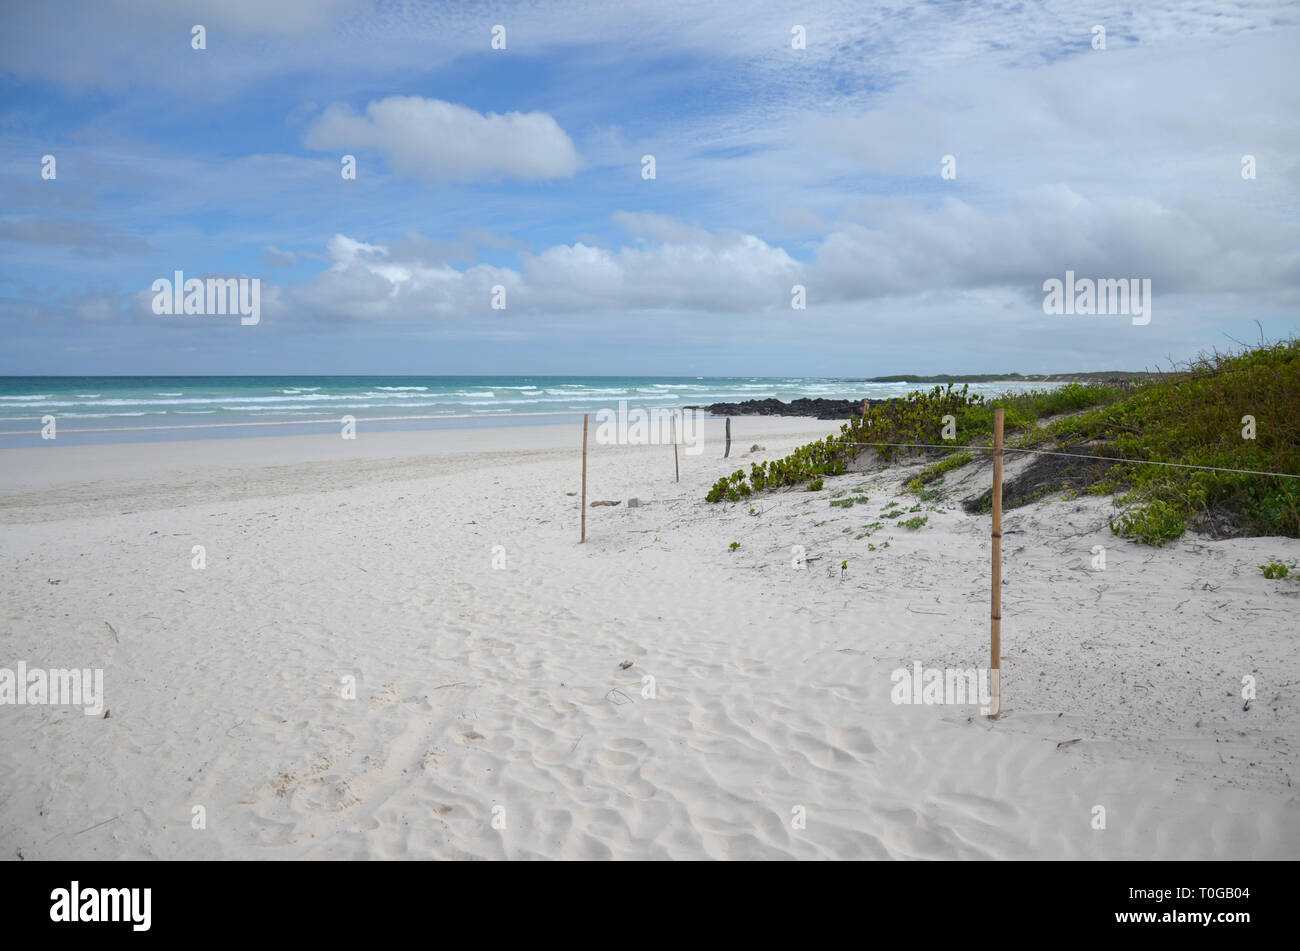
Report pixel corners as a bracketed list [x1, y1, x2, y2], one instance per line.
[0, 0, 1297, 377]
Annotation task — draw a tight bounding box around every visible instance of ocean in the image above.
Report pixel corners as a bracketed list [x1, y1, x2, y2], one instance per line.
[0, 376, 1060, 446]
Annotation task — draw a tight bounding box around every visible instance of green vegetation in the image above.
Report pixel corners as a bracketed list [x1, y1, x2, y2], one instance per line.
[1109, 499, 1187, 547]
[867, 372, 1161, 384]
[829, 494, 870, 508]
[707, 381, 1123, 503]
[728, 541, 740, 551]
[868, 373, 1022, 383]
[707, 340, 1300, 545]
[1260, 562, 1290, 579]
[906, 451, 973, 494]
[897, 514, 929, 530]
[1039, 340, 1300, 543]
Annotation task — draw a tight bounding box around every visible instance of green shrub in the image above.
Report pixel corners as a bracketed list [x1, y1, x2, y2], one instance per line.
[1110, 500, 1186, 546]
[1053, 339, 1300, 543]
[704, 340, 1300, 546]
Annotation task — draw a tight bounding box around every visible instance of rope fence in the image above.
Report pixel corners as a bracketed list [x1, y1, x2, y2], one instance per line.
[843, 440, 1300, 481]
[579, 410, 1298, 719]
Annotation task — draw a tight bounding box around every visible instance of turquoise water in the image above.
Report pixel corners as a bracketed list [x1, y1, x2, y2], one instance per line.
[0, 376, 1059, 446]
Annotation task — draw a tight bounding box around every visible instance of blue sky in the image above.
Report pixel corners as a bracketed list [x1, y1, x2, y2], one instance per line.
[1, 0, 1298, 376]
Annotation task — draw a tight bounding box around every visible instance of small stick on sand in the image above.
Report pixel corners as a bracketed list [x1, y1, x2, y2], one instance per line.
[73, 813, 123, 836]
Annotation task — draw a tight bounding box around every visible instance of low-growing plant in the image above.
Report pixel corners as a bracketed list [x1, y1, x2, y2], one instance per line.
[1046, 340, 1300, 543]
[1260, 562, 1290, 579]
[829, 494, 870, 508]
[1110, 500, 1186, 547]
[855, 518, 886, 540]
[704, 339, 1300, 547]
[898, 514, 929, 530]
[906, 451, 975, 494]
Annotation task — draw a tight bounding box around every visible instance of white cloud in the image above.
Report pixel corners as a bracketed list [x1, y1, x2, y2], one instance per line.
[806, 187, 1300, 305]
[285, 221, 802, 320]
[279, 185, 1300, 326]
[304, 97, 582, 182]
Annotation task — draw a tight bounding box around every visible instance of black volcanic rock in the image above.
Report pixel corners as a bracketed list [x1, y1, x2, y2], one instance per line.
[688, 397, 898, 419]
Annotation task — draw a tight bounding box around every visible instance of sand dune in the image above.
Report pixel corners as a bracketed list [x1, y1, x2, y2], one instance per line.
[1, 418, 1296, 859]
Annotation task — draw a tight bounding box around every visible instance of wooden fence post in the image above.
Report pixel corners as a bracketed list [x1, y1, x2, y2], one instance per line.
[724, 417, 731, 458]
[672, 410, 680, 482]
[989, 407, 1004, 716]
[581, 413, 589, 543]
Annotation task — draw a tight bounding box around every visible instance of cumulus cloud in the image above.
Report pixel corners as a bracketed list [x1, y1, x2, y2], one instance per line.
[287, 233, 513, 322]
[806, 187, 1300, 305]
[277, 186, 1300, 326]
[304, 96, 582, 182]
[5, 1, 1296, 372]
[283, 220, 804, 320]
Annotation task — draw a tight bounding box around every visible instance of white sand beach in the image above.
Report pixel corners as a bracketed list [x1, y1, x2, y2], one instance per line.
[1, 417, 1297, 860]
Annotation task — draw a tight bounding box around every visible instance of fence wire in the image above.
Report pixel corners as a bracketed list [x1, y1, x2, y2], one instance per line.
[843, 440, 1300, 481]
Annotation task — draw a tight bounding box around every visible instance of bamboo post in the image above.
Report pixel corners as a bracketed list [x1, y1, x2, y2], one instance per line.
[672, 410, 680, 482]
[581, 413, 589, 543]
[724, 417, 731, 458]
[989, 407, 1004, 716]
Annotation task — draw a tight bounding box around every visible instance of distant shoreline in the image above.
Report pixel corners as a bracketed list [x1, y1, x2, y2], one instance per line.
[857, 371, 1160, 383]
[0, 375, 1087, 446]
